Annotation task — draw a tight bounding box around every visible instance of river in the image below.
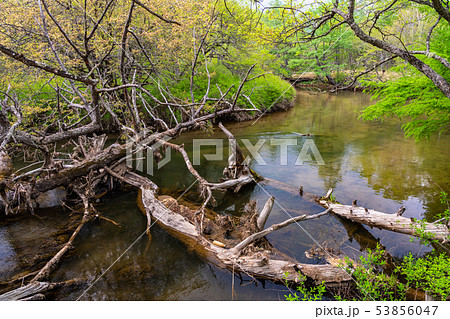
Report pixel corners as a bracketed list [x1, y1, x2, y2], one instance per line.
[1, 90, 449, 300]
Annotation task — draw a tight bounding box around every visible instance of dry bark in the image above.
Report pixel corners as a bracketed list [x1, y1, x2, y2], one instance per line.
[256, 196, 274, 231]
[122, 171, 352, 286]
[321, 201, 450, 243]
[0, 279, 83, 301]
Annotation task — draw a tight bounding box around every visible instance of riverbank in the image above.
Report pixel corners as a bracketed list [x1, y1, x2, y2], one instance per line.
[216, 98, 294, 123]
[285, 70, 401, 92]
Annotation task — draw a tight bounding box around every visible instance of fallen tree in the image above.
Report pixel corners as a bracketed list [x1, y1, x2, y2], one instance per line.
[0, 0, 359, 300]
[0, 2, 446, 294]
[121, 170, 351, 286]
[255, 178, 450, 244]
[0, 279, 83, 301]
[1, 109, 357, 299]
[318, 195, 450, 244]
[103, 123, 352, 286]
[3, 116, 448, 299]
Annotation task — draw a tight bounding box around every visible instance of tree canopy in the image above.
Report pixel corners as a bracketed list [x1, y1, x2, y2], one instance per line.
[258, 0, 450, 139]
[0, 0, 294, 151]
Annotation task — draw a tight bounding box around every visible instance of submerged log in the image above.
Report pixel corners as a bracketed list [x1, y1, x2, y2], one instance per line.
[261, 178, 319, 202]
[321, 201, 450, 243]
[259, 180, 450, 244]
[122, 171, 352, 286]
[0, 278, 83, 301]
[0, 281, 51, 301]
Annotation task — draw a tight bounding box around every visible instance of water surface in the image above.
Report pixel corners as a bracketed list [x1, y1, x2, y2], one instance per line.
[1, 90, 449, 300]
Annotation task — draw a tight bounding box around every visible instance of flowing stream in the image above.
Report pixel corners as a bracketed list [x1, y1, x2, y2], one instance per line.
[1, 90, 449, 300]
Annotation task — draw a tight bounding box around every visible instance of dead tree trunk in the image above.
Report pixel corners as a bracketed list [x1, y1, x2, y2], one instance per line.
[321, 201, 450, 243]
[0, 279, 83, 301]
[121, 171, 351, 286]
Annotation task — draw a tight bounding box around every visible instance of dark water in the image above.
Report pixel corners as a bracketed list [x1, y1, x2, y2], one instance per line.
[1, 90, 449, 300]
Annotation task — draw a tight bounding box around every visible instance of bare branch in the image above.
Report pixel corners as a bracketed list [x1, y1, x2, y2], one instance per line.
[232, 63, 256, 109]
[257, 196, 274, 231]
[0, 43, 95, 85]
[41, 0, 85, 59]
[132, 0, 181, 25]
[229, 209, 332, 256]
[431, 0, 450, 24]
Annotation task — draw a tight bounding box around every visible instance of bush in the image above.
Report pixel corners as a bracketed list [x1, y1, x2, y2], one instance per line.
[285, 244, 450, 301]
[147, 60, 295, 112]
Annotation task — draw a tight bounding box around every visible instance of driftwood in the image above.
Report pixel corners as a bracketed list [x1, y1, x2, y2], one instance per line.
[217, 122, 255, 194]
[261, 177, 319, 202]
[0, 279, 83, 301]
[321, 201, 450, 243]
[0, 282, 52, 301]
[229, 208, 332, 256]
[5, 118, 445, 298]
[103, 125, 352, 286]
[252, 179, 450, 244]
[30, 193, 92, 283]
[0, 108, 260, 216]
[121, 170, 351, 286]
[256, 196, 274, 231]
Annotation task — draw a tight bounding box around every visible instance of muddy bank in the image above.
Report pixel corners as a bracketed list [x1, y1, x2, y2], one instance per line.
[293, 82, 365, 92]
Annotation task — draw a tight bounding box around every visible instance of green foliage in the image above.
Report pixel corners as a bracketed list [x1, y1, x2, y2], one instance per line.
[347, 246, 407, 301]
[262, 0, 366, 82]
[262, 0, 450, 140]
[436, 190, 450, 222]
[147, 60, 294, 111]
[328, 194, 338, 203]
[0, 76, 84, 129]
[360, 20, 450, 140]
[285, 244, 450, 301]
[361, 71, 450, 140]
[283, 272, 327, 301]
[283, 27, 357, 79]
[402, 253, 450, 300]
[408, 190, 450, 245]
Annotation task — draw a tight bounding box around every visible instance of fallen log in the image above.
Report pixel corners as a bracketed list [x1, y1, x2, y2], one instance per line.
[122, 171, 352, 286]
[261, 177, 319, 202]
[321, 201, 450, 243]
[254, 181, 450, 244]
[0, 278, 83, 301]
[0, 281, 51, 301]
[0, 107, 261, 216]
[229, 208, 332, 256]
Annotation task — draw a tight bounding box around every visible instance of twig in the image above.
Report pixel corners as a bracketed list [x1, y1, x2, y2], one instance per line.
[229, 209, 331, 256]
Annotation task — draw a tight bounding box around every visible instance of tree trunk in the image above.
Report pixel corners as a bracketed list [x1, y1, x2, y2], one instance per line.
[321, 201, 450, 243]
[124, 171, 352, 286]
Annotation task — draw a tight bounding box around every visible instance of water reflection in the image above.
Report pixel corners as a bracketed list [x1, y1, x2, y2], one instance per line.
[66, 90, 449, 300]
[1, 90, 449, 300]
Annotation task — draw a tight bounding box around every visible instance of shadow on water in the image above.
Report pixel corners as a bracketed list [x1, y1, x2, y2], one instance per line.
[1, 90, 449, 300]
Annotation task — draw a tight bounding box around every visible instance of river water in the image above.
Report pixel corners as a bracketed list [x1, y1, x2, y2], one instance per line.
[1, 90, 449, 300]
